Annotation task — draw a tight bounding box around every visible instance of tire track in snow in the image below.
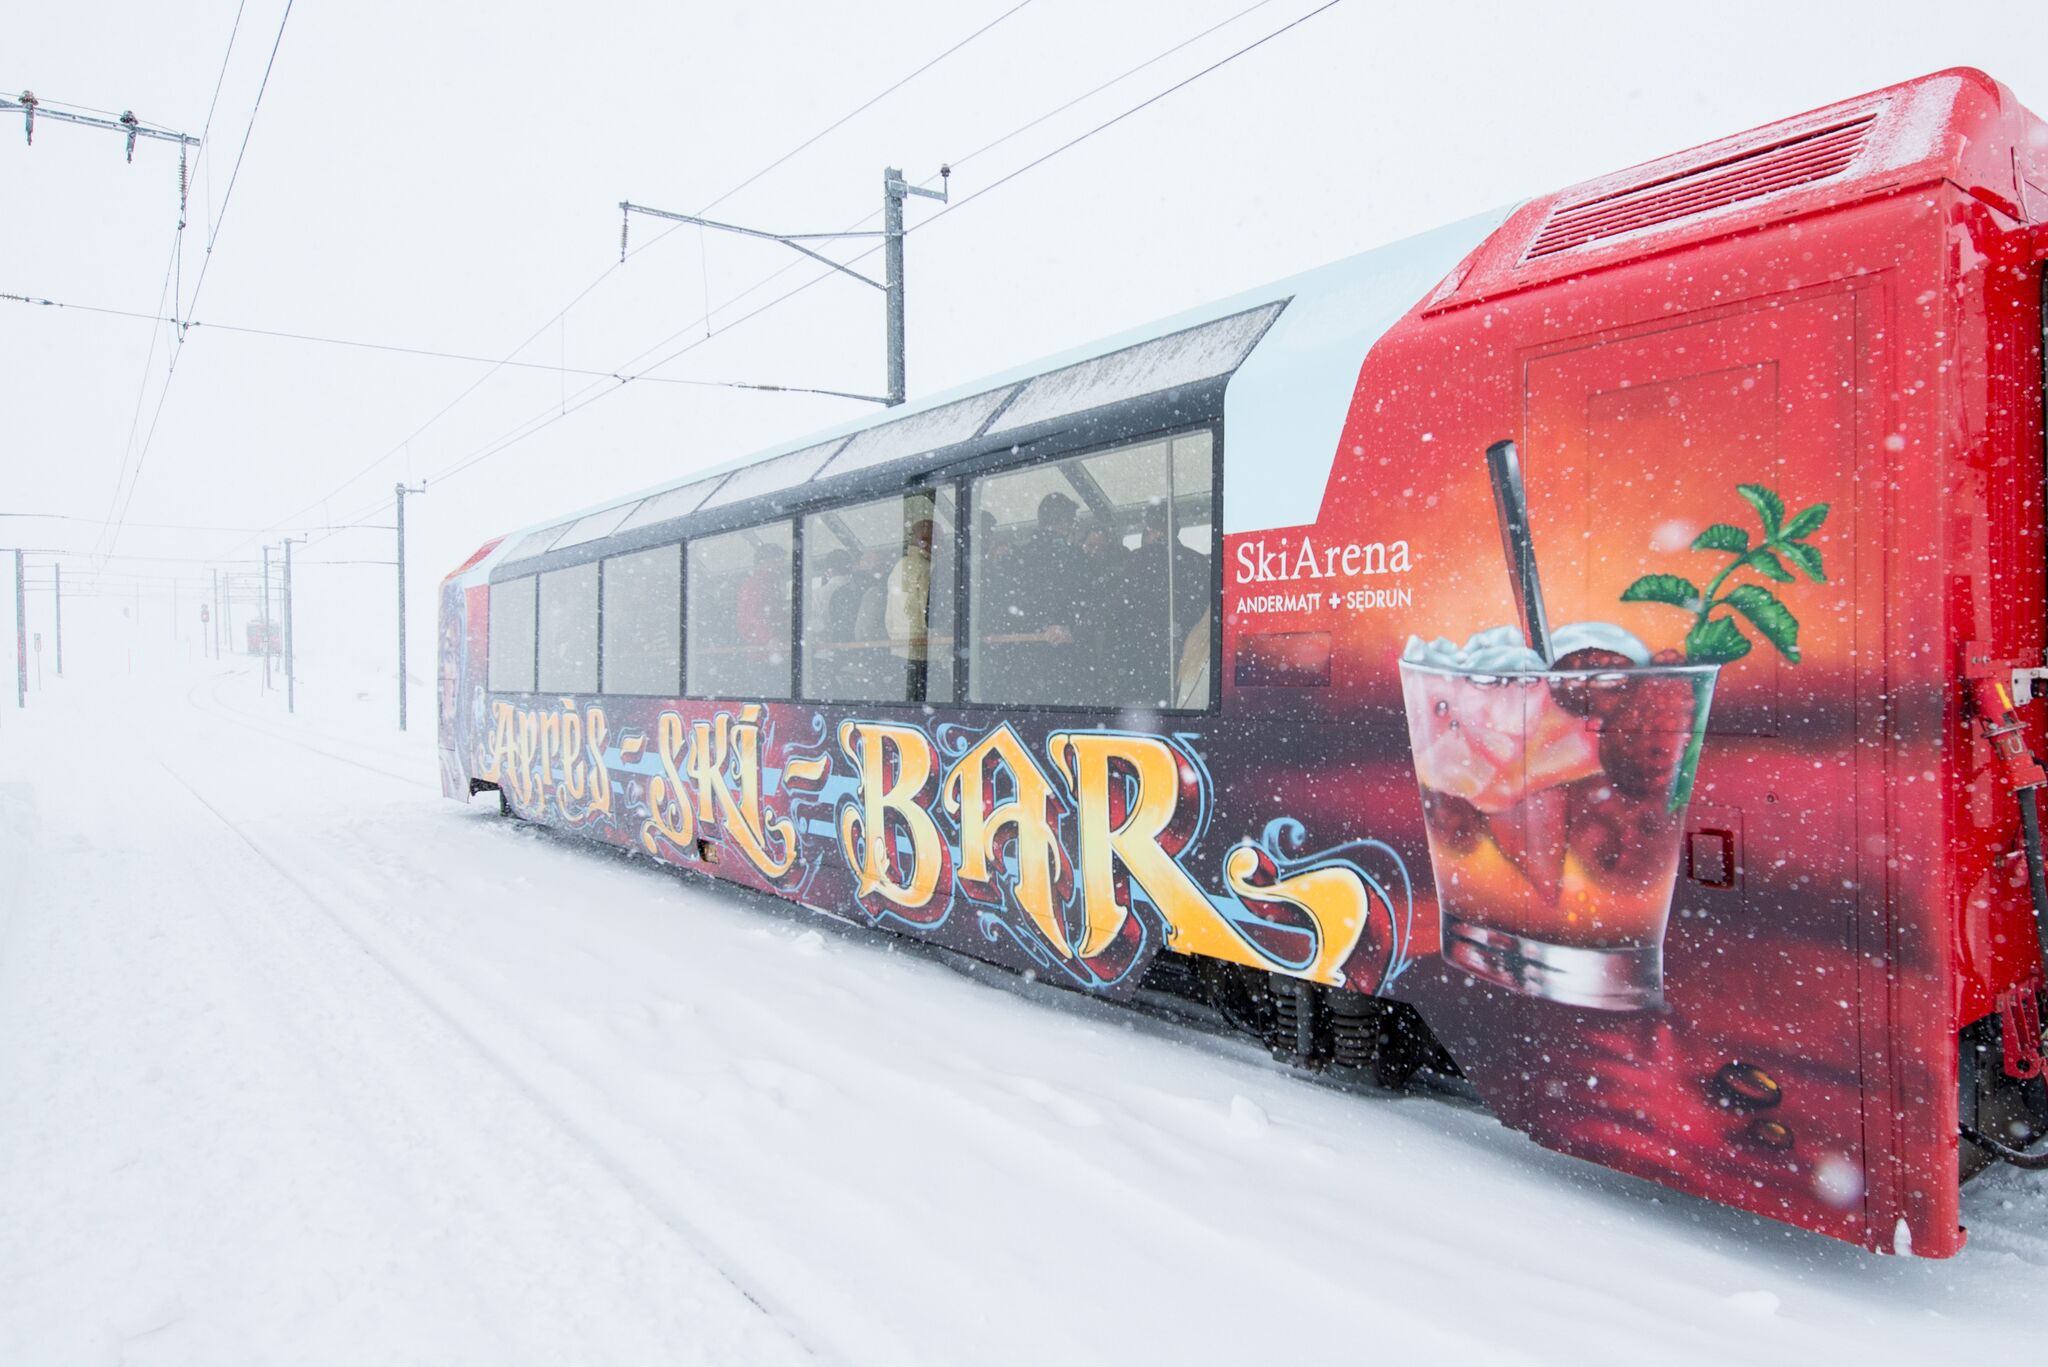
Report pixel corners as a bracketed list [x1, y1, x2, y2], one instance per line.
[272, 800, 1539, 1364]
[182, 674, 427, 787]
[156, 758, 841, 1367]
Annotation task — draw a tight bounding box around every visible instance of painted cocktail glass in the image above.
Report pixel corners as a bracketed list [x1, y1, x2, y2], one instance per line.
[1398, 657, 1718, 1011]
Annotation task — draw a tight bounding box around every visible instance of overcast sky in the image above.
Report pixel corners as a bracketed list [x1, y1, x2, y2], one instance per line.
[5, 0, 2047, 689]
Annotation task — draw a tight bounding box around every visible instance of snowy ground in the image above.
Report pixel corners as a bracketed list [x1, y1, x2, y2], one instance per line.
[4, 658, 2048, 1366]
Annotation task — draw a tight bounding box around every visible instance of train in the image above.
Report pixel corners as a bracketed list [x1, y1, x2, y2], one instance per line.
[438, 68, 2048, 1258]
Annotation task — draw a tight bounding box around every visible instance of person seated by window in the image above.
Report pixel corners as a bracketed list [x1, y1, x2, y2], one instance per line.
[822, 552, 867, 647]
[992, 492, 1085, 701]
[886, 516, 935, 699]
[978, 510, 1009, 573]
[807, 548, 856, 692]
[1095, 505, 1209, 706]
[1140, 503, 1209, 651]
[736, 543, 790, 682]
[1074, 515, 1133, 698]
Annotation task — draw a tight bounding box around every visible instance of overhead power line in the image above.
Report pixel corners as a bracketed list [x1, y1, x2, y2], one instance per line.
[97, 0, 296, 563]
[287, 0, 1340, 558]
[0, 81, 201, 577]
[941, 0, 1279, 174]
[248, 2, 1038, 554]
[693, 0, 1034, 218]
[915, 0, 1343, 231]
[363, 0, 1348, 503]
[564, 0, 1283, 375]
[0, 512, 381, 534]
[192, 1, 250, 241]
[177, 0, 294, 348]
[0, 290, 876, 394]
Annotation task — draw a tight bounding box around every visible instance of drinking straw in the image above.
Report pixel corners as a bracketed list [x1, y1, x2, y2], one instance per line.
[1483, 439, 1554, 664]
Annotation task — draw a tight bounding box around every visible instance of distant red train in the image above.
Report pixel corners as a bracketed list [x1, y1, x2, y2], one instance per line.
[439, 69, 2048, 1257]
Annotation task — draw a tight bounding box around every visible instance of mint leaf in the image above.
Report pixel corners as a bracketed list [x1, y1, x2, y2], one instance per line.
[1737, 483, 1785, 537]
[1725, 584, 1801, 662]
[1779, 540, 1826, 583]
[1749, 549, 1796, 583]
[1685, 614, 1753, 663]
[1780, 502, 1829, 542]
[1621, 573, 1701, 609]
[1691, 523, 1749, 554]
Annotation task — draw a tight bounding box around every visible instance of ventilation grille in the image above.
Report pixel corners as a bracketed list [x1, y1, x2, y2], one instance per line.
[1525, 113, 1877, 261]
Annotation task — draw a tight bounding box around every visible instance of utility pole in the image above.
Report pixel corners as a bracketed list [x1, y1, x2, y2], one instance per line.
[396, 482, 425, 730]
[281, 538, 300, 713]
[261, 545, 273, 692]
[619, 164, 948, 407]
[881, 167, 913, 406]
[53, 561, 62, 675]
[13, 549, 23, 709]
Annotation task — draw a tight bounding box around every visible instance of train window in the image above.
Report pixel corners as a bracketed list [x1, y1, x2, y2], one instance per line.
[687, 521, 793, 699]
[536, 561, 599, 694]
[614, 474, 725, 537]
[802, 487, 956, 704]
[488, 576, 537, 693]
[551, 503, 634, 552]
[700, 439, 845, 510]
[967, 428, 1214, 709]
[601, 543, 681, 695]
[987, 304, 1281, 435]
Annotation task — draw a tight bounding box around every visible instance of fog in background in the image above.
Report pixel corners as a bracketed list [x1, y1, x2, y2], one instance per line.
[5, 0, 2046, 713]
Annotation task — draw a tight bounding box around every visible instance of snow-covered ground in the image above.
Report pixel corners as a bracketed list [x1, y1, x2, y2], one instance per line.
[5, 658, 2048, 1366]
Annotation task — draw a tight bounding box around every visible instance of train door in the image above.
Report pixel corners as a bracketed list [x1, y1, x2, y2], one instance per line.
[1514, 284, 1875, 1244]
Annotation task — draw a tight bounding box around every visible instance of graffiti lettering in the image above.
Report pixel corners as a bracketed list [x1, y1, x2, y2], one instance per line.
[686, 704, 798, 878]
[836, 720, 949, 917]
[639, 710, 697, 858]
[477, 697, 613, 826]
[942, 724, 1072, 954]
[473, 690, 1409, 994]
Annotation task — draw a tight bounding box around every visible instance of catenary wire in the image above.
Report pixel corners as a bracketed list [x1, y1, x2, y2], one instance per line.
[320, 0, 1347, 516]
[96, 0, 295, 563]
[0, 291, 869, 392]
[912, 0, 1343, 231]
[249, 2, 1038, 550]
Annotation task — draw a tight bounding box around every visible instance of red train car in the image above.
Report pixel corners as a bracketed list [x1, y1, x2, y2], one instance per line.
[438, 69, 2048, 1257]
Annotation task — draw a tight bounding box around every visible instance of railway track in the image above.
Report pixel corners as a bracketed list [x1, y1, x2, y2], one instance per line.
[155, 755, 837, 1367]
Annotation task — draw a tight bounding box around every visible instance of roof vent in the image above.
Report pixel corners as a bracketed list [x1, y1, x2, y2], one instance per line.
[1524, 113, 1877, 261]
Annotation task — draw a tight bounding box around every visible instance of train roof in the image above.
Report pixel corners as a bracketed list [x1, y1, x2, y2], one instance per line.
[470, 66, 2043, 583]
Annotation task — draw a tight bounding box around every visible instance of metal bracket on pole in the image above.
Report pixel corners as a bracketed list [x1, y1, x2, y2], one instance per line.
[618, 163, 948, 408]
[3, 92, 198, 155]
[621, 201, 889, 289]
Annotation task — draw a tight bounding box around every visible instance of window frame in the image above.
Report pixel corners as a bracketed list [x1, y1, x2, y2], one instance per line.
[796, 481, 959, 709]
[485, 419, 1222, 718]
[488, 574, 540, 695]
[682, 517, 798, 703]
[597, 541, 685, 697]
[535, 560, 602, 696]
[955, 421, 1222, 717]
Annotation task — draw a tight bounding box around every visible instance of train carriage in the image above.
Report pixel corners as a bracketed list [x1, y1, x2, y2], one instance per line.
[438, 68, 2048, 1257]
